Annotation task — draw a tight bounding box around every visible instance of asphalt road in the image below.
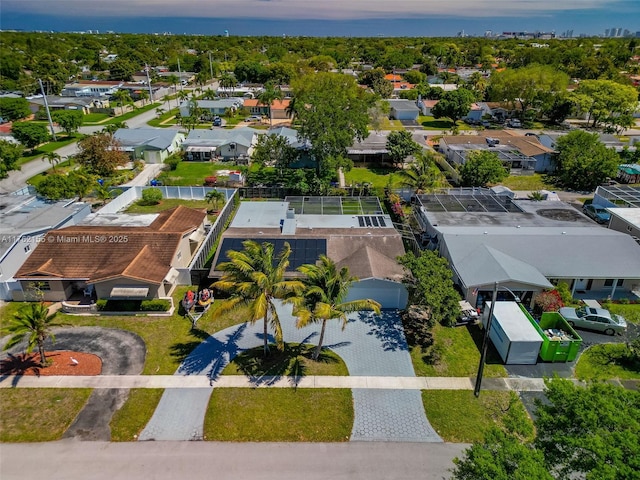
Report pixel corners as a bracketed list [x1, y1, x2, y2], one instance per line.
[0, 441, 469, 480]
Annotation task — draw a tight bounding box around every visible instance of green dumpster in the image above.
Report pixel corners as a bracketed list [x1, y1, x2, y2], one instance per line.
[520, 306, 582, 362]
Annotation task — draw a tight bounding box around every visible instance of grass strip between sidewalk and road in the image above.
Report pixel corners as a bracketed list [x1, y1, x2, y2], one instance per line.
[0, 388, 92, 442]
[422, 390, 533, 443]
[204, 388, 353, 441]
[110, 388, 165, 441]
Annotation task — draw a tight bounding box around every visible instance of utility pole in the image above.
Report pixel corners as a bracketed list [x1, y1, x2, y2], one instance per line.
[38, 78, 57, 141]
[177, 58, 183, 91]
[208, 52, 214, 83]
[145, 63, 154, 102]
[474, 281, 498, 397]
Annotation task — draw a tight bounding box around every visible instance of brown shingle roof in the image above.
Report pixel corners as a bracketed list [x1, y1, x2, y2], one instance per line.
[17, 206, 206, 285]
[440, 132, 554, 157]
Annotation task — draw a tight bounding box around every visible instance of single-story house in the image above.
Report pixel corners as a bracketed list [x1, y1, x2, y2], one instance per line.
[417, 99, 438, 116]
[179, 98, 244, 118]
[27, 96, 107, 115]
[209, 198, 409, 309]
[243, 98, 291, 120]
[14, 206, 207, 302]
[61, 81, 122, 98]
[413, 189, 640, 306]
[388, 99, 420, 121]
[606, 208, 640, 240]
[113, 128, 184, 163]
[182, 127, 259, 161]
[438, 130, 555, 173]
[0, 195, 91, 301]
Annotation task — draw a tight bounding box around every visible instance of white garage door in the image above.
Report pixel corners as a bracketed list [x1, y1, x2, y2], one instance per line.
[345, 279, 408, 310]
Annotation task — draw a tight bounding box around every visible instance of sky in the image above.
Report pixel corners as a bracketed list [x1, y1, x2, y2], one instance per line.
[2, 0, 639, 36]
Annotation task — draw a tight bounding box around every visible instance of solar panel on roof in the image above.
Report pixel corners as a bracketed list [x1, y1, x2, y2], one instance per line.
[371, 216, 379, 227]
[358, 216, 365, 227]
[217, 237, 326, 270]
[364, 216, 372, 227]
[378, 217, 386, 227]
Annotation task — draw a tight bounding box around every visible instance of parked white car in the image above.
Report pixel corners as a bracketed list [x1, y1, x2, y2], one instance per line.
[558, 306, 627, 335]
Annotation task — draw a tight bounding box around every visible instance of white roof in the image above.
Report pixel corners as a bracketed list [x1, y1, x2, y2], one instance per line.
[607, 208, 640, 229]
[487, 301, 542, 342]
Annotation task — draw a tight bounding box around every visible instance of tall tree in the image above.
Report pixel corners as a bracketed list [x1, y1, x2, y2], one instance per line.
[2, 303, 64, 366]
[0, 97, 31, 122]
[51, 110, 83, 136]
[553, 130, 620, 191]
[398, 250, 461, 327]
[11, 122, 50, 151]
[459, 150, 508, 187]
[0, 139, 23, 178]
[431, 88, 476, 125]
[291, 255, 381, 360]
[251, 133, 297, 174]
[75, 132, 129, 176]
[386, 130, 421, 168]
[572, 79, 638, 131]
[257, 82, 284, 126]
[291, 72, 373, 177]
[489, 65, 569, 119]
[213, 240, 304, 357]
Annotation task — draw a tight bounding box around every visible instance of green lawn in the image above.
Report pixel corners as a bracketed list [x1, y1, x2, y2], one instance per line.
[110, 389, 164, 441]
[101, 103, 161, 125]
[418, 116, 473, 131]
[16, 135, 83, 168]
[82, 113, 111, 124]
[147, 108, 180, 127]
[222, 343, 349, 377]
[344, 167, 402, 191]
[0, 388, 92, 442]
[0, 287, 245, 375]
[422, 390, 533, 443]
[158, 161, 238, 186]
[26, 159, 75, 186]
[498, 174, 556, 191]
[600, 303, 640, 324]
[575, 344, 640, 381]
[204, 388, 353, 441]
[411, 323, 507, 378]
[124, 198, 211, 214]
[371, 118, 405, 131]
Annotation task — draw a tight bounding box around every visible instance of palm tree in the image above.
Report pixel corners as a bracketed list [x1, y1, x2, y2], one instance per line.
[205, 189, 226, 211]
[258, 83, 284, 126]
[218, 74, 237, 97]
[3, 303, 64, 366]
[285, 96, 297, 123]
[202, 88, 216, 100]
[43, 152, 61, 173]
[177, 90, 189, 111]
[291, 255, 381, 360]
[397, 150, 448, 194]
[167, 74, 180, 94]
[155, 107, 165, 118]
[213, 240, 304, 357]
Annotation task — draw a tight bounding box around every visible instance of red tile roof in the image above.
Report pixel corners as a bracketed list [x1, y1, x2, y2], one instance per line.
[17, 206, 206, 285]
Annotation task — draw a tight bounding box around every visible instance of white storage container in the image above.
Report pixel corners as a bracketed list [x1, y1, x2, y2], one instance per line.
[482, 301, 543, 365]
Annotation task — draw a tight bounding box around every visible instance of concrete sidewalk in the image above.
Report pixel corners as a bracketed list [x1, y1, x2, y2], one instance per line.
[0, 374, 557, 392]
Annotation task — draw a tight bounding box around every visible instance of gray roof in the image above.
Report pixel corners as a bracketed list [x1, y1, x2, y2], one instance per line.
[185, 98, 244, 110]
[388, 99, 419, 112]
[114, 128, 182, 150]
[440, 227, 640, 279]
[0, 195, 89, 259]
[454, 244, 553, 288]
[183, 127, 258, 148]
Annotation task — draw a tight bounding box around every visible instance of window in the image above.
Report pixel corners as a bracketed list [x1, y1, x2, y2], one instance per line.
[604, 279, 614, 287]
[617, 279, 624, 287]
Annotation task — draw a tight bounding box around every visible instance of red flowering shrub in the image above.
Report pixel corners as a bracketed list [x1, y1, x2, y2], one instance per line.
[534, 289, 564, 312]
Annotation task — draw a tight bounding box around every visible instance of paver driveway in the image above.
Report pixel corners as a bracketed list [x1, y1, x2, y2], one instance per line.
[139, 303, 441, 442]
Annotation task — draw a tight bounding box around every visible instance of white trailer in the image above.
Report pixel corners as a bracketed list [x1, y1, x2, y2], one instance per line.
[482, 301, 542, 365]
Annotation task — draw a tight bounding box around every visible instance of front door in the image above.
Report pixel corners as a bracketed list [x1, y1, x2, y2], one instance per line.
[574, 278, 588, 291]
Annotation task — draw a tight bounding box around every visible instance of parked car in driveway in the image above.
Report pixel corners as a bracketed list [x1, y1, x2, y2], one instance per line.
[582, 204, 611, 224]
[245, 115, 262, 122]
[558, 306, 627, 335]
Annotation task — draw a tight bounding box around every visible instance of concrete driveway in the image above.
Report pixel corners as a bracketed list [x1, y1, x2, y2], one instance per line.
[140, 303, 441, 443]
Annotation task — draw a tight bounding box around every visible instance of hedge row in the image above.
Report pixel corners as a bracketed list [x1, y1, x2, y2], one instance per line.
[96, 299, 171, 312]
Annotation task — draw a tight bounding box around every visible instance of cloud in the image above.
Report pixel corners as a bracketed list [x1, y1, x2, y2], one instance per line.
[3, 0, 628, 21]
